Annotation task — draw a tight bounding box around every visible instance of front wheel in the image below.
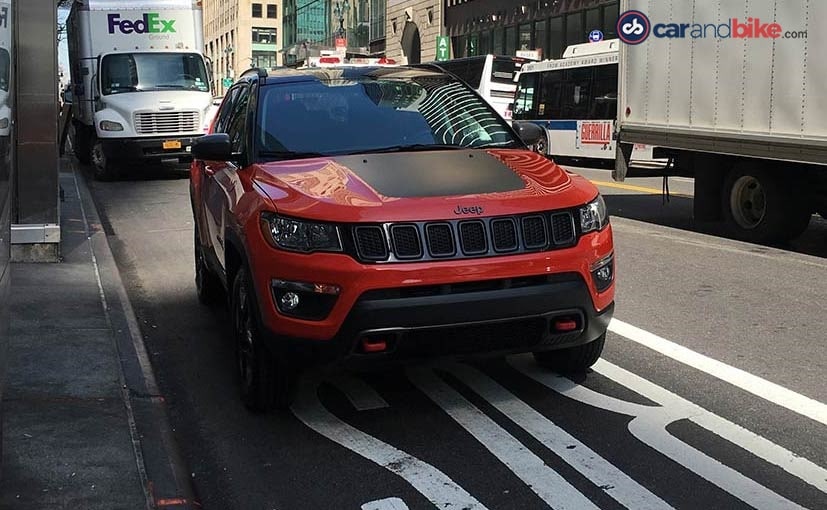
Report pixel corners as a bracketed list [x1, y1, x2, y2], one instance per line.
[231, 266, 297, 412]
[533, 333, 606, 374]
[91, 138, 119, 181]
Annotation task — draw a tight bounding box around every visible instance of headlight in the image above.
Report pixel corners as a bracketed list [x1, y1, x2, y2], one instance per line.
[579, 194, 609, 233]
[260, 212, 342, 253]
[99, 120, 124, 132]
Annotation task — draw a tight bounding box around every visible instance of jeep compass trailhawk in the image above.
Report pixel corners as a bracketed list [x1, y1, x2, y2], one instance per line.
[190, 65, 615, 411]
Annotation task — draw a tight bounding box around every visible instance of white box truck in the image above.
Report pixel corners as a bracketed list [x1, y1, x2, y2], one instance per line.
[67, 0, 215, 180]
[615, 0, 826, 243]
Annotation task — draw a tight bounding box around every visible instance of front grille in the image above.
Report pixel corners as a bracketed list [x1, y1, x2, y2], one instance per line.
[491, 219, 518, 252]
[350, 208, 582, 263]
[391, 225, 422, 259]
[426, 223, 455, 257]
[134, 111, 199, 135]
[354, 226, 388, 260]
[551, 213, 575, 245]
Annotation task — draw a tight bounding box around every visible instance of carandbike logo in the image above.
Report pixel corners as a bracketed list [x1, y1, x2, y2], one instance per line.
[617, 10, 807, 44]
[617, 10, 651, 45]
[107, 13, 176, 35]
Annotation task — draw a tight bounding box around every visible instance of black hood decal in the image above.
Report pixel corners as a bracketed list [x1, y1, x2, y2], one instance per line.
[333, 150, 525, 198]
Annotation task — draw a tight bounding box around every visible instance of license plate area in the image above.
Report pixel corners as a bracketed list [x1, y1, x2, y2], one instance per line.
[163, 140, 182, 150]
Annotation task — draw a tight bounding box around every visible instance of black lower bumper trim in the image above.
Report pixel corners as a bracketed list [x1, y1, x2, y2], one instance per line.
[100, 136, 201, 162]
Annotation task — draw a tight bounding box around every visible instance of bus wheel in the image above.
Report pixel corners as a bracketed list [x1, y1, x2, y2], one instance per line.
[532, 130, 548, 156]
[722, 163, 810, 243]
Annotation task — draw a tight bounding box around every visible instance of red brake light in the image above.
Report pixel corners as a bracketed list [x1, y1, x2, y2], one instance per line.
[319, 57, 341, 64]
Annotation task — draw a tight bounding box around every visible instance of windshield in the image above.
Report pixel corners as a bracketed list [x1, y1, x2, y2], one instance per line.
[256, 73, 518, 158]
[491, 57, 525, 86]
[100, 53, 209, 95]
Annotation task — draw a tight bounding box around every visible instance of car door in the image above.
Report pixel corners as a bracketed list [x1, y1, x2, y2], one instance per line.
[204, 83, 252, 272]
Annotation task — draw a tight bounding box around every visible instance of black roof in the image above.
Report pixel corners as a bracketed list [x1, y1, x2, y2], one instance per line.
[246, 66, 449, 85]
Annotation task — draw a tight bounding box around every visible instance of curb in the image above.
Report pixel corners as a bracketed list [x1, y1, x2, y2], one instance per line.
[70, 161, 200, 510]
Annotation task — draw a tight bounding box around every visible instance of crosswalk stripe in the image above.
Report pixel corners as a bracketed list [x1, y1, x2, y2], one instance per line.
[332, 374, 390, 411]
[446, 363, 675, 510]
[291, 377, 488, 510]
[408, 366, 602, 510]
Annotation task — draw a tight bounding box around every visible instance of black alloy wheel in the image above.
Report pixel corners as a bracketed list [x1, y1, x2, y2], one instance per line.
[231, 266, 296, 412]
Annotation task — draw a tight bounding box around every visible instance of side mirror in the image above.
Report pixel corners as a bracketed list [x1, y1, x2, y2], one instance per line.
[192, 133, 232, 161]
[512, 121, 543, 146]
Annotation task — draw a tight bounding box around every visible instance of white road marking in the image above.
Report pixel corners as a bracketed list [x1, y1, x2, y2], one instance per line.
[291, 377, 487, 510]
[512, 356, 824, 509]
[332, 374, 390, 411]
[408, 367, 602, 510]
[361, 497, 410, 510]
[608, 318, 827, 426]
[442, 363, 674, 510]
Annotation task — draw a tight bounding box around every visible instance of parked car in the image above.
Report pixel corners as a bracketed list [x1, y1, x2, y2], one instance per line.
[190, 65, 615, 411]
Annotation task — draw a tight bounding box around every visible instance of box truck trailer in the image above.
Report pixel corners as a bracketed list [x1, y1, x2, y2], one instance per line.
[67, 0, 215, 180]
[614, 0, 826, 243]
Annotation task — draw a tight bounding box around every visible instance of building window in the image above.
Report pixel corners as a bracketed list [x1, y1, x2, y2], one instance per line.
[518, 23, 531, 51]
[505, 25, 517, 56]
[252, 50, 278, 69]
[586, 8, 601, 35]
[534, 19, 547, 58]
[253, 27, 277, 44]
[252, 3, 263, 17]
[493, 28, 503, 54]
[267, 4, 277, 18]
[566, 11, 584, 46]
[550, 16, 564, 59]
[602, 3, 619, 39]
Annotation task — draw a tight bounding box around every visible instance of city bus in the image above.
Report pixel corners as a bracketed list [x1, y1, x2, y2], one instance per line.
[512, 40, 656, 163]
[424, 55, 528, 120]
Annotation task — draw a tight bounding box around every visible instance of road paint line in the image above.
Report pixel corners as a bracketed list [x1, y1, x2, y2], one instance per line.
[608, 318, 827, 426]
[361, 497, 409, 510]
[291, 377, 487, 510]
[408, 367, 602, 510]
[445, 363, 674, 510]
[588, 180, 692, 198]
[512, 356, 821, 509]
[332, 374, 390, 411]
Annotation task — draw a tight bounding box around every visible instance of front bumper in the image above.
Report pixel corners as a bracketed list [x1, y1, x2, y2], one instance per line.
[248, 223, 615, 365]
[100, 136, 201, 163]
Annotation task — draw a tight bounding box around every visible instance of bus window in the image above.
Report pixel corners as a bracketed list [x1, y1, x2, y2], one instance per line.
[537, 70, 563, 119]
[439, 58, 485, 89]
[590, 64, 618, 120]
[560, 67, 592, 119]
[491, 57, 524, 85]
[514, 72, 538, 118]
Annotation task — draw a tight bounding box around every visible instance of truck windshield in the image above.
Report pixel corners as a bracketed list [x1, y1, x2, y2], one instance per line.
[255, 72, 519, 158]
[100, 53, 209, 95]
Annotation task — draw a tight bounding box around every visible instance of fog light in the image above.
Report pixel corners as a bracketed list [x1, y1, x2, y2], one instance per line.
[590, 254, 614, 293]
[280, 292, 300, 310]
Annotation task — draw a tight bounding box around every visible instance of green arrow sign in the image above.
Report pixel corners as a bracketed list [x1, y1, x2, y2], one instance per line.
[436, 35, 450, 62]
[222, 77, 233, 88]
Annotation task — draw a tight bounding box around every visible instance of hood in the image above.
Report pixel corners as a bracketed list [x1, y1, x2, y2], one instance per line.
[100, 89, 212, 119]
[254, 149, 598, 223]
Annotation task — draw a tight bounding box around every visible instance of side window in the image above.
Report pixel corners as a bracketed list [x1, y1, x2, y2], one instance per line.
[589, 63, 618, 120]
[226, 86, 251, 153]
[537, 71, 563, 120]
[214, 87, 240, 133]
[560, 67, 592, 120]
[513, 73, 538, 119]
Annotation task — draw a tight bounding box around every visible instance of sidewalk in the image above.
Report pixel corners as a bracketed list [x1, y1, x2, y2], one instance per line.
[1, 161, 197, 509]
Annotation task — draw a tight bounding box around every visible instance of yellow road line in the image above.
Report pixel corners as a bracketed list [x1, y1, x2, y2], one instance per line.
[589, 180, 693, 198]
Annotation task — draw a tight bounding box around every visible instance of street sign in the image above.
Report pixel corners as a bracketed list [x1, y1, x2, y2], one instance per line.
[222, 77, 233, 88]
[436, 35, 450, 62]
[589, 30, 604, 43]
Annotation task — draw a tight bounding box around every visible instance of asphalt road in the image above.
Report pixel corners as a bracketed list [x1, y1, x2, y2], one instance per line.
[84, 163, 827, 510]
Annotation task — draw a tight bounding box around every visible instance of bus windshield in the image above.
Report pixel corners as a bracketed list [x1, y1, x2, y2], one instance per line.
[513, 62, 618, 121]
[100, 52, 210, 95]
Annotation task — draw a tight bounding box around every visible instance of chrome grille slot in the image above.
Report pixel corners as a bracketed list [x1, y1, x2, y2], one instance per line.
[134, 111, 200, 135]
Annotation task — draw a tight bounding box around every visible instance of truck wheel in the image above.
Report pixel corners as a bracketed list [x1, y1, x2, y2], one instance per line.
[231, 266, 296, 412]
[194, 225, 224, 305]
[91, 139, 119, 181]
[722, 164, 810, 243]
[73, 126, 91, 164]
[533, 333, 606, 373]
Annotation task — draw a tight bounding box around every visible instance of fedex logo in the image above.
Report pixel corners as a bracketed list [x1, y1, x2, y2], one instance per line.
[107, 13, 176, 34]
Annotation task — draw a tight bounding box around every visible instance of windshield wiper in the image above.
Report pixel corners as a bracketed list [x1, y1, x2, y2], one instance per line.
[258, 150, 328, 160]
[356, 144, 467, 154]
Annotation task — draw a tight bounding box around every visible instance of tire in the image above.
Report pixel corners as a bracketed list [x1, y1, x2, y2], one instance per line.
[231, 266, 296, 412]
[73, 125, 91, 164]
[194, 225, 224, 305]
[91, 138, 119, 181]
[533, 333, 606, 374]
[721, 163, 810, 243]
[532, 130, 549, 156]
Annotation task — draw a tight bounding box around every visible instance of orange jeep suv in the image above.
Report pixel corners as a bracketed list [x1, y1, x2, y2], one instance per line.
[190, 66, 615, 411]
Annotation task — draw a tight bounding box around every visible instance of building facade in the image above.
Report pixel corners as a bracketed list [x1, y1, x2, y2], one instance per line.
[203, 0, 281, 95]
[385, 0, 618, 63]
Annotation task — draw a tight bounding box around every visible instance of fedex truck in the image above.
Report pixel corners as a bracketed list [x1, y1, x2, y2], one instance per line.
[67, 0, 215, 179]
[615, 0, 826, 243]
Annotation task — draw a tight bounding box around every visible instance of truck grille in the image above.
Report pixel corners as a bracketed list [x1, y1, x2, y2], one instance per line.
[134, 111, 200, 135]
[350, 210, 579, 263]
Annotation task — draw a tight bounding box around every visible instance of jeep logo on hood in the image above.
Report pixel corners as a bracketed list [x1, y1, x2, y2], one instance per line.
[108, 13, 176, 34]
[454, 205, 484, 216]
